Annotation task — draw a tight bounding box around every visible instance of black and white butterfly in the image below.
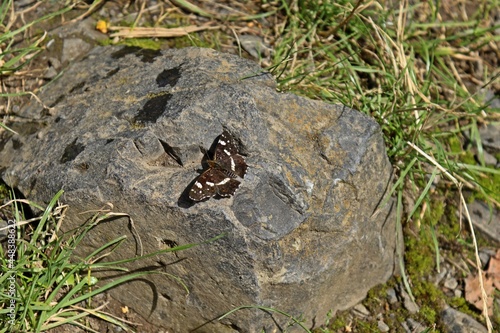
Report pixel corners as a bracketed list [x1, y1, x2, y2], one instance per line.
[189, 130, 247, 201]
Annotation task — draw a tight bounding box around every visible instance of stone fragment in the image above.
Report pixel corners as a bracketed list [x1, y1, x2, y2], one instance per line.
[444, 277, 458, 290]
[467, 201, 500, 243]
[353, 304, 371, 317]
[377, 319, 390, 332]
[401, 289, 419, 314]
[441, 306, 488, 333]
[386, 288, 398, 304]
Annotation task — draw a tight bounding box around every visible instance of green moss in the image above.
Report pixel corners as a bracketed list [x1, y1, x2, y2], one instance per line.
[448, 296, 472, 314]
[401, 194, 500, 329]
[493, 302, 500, 327]
[436, 205, 460, 238]
[448, 136, 463, 154]
[427, 199, 445, 226]
[419, 304, 438, 323]
[420, 281, 443, 303]
[402, 201, 448, 325]
[363, 284, 389, 310]
[472, 167, 500, 204]
[121, 38, 161, 50]
[384, 307, 405, 327]
[0, 182, 10, 200]
[405, 232, 435, 279]
[354, 320, 379, 331]
[460, 150, 476, 165]
[97, 38, 113, 46]
[166, 35, 197, 48]
[405, 198, 459, 281]
[163, 30, 226, 50]
[327, 316, 347, 331]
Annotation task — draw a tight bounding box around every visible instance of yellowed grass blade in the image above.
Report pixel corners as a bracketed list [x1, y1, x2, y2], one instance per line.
[108, 25, 220, 39]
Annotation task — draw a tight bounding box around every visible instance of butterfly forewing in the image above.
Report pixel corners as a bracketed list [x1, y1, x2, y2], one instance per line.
[189, 130, 247, 201]
[214, 130, 247, 178]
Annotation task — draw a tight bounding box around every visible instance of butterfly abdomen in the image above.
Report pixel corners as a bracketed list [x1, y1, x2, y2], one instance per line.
[220, 168, 238, 179]
[208, 160, 240, 179]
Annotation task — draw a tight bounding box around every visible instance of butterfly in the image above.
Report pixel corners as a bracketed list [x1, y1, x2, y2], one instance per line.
[189, 130, 247, 201]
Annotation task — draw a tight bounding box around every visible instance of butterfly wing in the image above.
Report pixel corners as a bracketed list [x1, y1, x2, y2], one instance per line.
[215, 178, 241, 197]
[214, 130, 247, 178]
[189, 168, 241, 201]
[189, 169, 218, 201]
[230, 154, 247, 178]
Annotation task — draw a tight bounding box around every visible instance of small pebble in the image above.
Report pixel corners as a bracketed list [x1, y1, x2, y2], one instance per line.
[352, 303, 370, 317]
[479, 251, 491, 268]
[432, 267, 447, 285]
[386, 287, 398, 304]
[478, 123, 500, 151]
[44, 67, 58, 79]
[401, 289, 419, 314]
[401, 321, 411, 333]
[378, 319, 390, 332]
[406, 318, 424, 331]
[444, 277, 458, 290]
[479, 150, 497, 165]
[48, 57, 62, 70]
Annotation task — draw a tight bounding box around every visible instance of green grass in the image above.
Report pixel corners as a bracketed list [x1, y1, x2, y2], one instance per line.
[0, 189, 219, 332]
[1, 0, 499, 332]
[0, 1, 71, 77]
[0, 0, 73, 134]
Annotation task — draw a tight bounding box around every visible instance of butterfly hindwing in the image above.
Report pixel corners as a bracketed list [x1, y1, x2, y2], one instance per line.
[189, 168, 241, 201]
[215, 177, 241, 197]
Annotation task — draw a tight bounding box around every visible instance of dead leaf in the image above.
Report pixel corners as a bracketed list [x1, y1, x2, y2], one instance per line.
[486, 248, 500, 290]
[464, 273, 494, 315]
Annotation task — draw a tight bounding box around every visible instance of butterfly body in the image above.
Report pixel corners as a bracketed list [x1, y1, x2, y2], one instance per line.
[189, 130, 247, 201]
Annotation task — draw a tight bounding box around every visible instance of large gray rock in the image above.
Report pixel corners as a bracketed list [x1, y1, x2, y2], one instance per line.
[0, 46, 396, 332]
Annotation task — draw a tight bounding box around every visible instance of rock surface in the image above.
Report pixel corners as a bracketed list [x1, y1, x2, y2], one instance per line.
[467, 200, 500, 244]
[0, 46, 396, 332]
[441, 306, 488, 333]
